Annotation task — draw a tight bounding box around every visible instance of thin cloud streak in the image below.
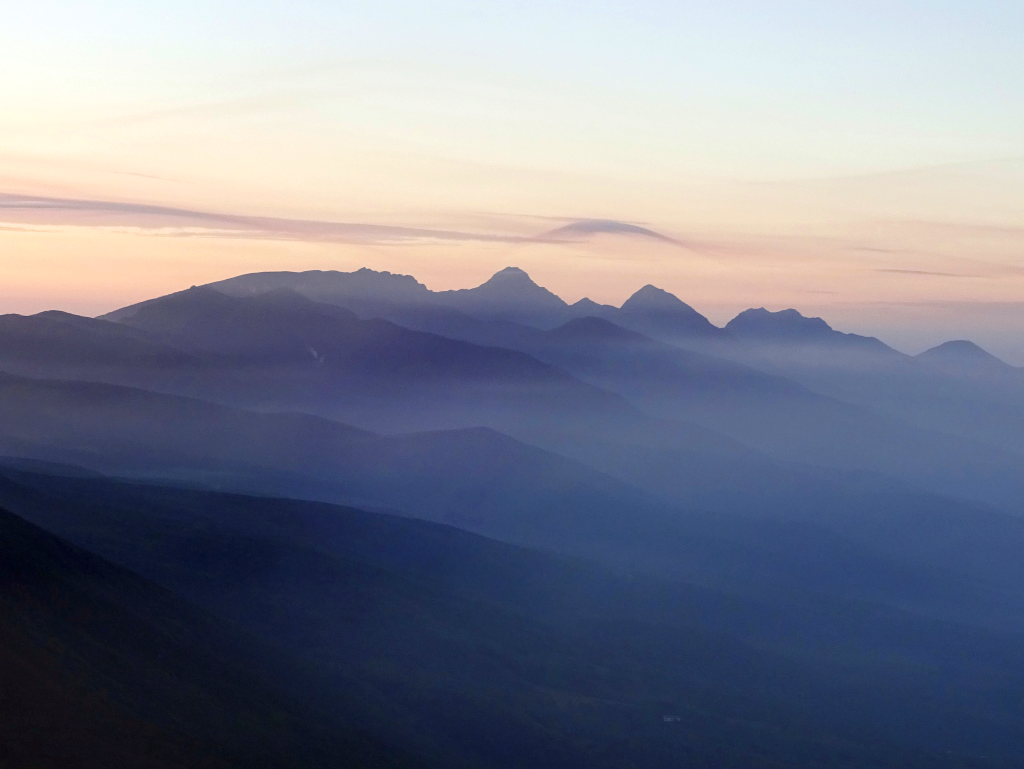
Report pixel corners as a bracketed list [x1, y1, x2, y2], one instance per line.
[876, 268, 984, 277]
[0, 193, 537, 245]
[0, 193, 727, 253]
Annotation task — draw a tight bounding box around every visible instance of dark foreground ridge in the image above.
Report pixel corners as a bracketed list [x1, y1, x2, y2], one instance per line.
[0, 501, 413, 769]
[3, 469, 1021, 768]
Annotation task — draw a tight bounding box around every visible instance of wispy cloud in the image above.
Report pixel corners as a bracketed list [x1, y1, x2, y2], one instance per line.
[0, 193, 535, 245]
[541, 219, 685, 247]
[875, 268, 984, 277]
[0, 193, 750, 255]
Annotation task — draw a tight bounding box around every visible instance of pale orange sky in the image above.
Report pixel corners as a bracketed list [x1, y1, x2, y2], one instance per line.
[3, 2, 1023, 361]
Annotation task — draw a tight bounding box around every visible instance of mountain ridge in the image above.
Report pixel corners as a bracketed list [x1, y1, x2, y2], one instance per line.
[0, 502, 406, 769]
[726, 307, 898, 354]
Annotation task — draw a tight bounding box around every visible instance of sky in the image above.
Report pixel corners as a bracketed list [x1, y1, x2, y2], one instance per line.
[2, 1, 1023, 360]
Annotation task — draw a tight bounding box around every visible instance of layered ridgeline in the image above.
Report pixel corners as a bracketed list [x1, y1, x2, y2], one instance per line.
[3, 266, 1024, 766]
[8, 367, 1024, 635]
[5, 466, 1024, 768]
[189, 268, 1017, 506]
[195, 265, 735, 349]
[8, 268, 1018, 511]
[722, 308, 1024, 457]
[3, 273, 1024, 614]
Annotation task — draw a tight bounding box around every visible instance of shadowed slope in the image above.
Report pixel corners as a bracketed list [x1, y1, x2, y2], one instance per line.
[344, 301, 1024, 515]
[0, 505, 408, 769]
[4, 372, 1024, 634]
[16, 288, 635, 434]
[4, 471, 1024, 768]
[0, 369, 705, 572]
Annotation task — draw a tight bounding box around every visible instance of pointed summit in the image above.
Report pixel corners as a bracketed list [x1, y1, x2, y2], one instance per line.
[492, 266, 529, 277]
[612, 285, 728, 348]
[563, 296, 617, 322]
[570, 297, 605, 312]
[460, 267, 566, 307]
[478, 266, 541, 288]
[435, 267, 569, 328]
[621, 285, 700, 313]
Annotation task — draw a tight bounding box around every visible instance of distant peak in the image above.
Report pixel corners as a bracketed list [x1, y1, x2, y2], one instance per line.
[550, 316, 638, 341]
[918, 340, 1013, 370]
[726, 308, 898, 354]
[477, 266, 546, 291]
[621, 285, 693, 311]
[925, 340, 988, 355]
[436, 266, 569, 315]
[727, 308, 833, 337]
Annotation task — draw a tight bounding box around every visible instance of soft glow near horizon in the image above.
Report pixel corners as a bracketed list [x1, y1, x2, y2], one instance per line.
[2, 1, 1023, 360]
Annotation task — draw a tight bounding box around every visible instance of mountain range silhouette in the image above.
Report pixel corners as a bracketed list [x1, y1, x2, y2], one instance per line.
[3, 264, 1024, 768]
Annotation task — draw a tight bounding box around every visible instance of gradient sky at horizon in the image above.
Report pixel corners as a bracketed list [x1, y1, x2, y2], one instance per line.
[2, 1, 1023, 360]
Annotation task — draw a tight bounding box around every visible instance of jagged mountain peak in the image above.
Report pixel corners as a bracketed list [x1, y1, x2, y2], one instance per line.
[610, 285, 725, 344]
[205, 268, 431, 303]
[442, 267, 569, 315]
[727, 308, 833, 338]
[726, 307, 899, 357]
[492, 266, 530, 277]
[620, 285, 702, 314]
[565, 297, 617, 321]
[477, 266, 544, 289]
